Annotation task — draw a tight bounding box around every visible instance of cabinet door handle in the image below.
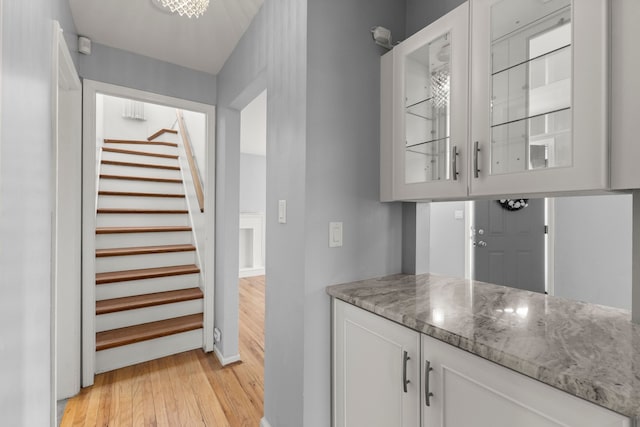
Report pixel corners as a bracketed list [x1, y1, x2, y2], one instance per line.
[451, 145, 459, 181]
[403, 351, 410, 393]
[424, 360, 434, 406]
[473, 141, 480, 178]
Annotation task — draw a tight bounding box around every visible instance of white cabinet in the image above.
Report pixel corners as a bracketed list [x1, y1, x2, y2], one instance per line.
[380, 2, 469, 201]
[421, 333, 630, 427]
[469, 0, 609, 197]
[381, 0, 611, 201]
[332, 299, 420, 427]
[331, 300, 632, 427]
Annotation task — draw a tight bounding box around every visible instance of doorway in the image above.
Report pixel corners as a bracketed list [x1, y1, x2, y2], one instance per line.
[471, 199, 545, 292]
[237, 89, 266, 395]
[81, 80, 216, 386]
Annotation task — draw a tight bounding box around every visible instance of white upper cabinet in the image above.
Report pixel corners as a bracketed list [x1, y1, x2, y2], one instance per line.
[469, 0, 609, 197]
[381, 2, 469, 201]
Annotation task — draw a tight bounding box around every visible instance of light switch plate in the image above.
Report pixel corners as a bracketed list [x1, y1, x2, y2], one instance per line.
[329, 222, 343, 247]
[278, 200, 287, 224]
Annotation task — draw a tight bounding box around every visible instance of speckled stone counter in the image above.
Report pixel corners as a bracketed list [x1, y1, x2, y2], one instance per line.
[326, 273, 640, 421]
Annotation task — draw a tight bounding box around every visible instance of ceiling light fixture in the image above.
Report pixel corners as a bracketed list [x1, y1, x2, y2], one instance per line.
[154, 0, 210, 18]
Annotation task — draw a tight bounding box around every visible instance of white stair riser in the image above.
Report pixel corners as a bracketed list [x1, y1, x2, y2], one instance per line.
[100, 163, 182, 180]
[95, 328, 202, 374]
[96, 231, 193, 249]
[96, 273, 201, 300]
[101, 151, 180, 167]
[98, 195, 187, 210]
[96, 213, 189, 227]
[96, 299, 203, 332]
[96, 251, 196, 273]
[98, 179, 184, 194]
[102, 143, 178, 156]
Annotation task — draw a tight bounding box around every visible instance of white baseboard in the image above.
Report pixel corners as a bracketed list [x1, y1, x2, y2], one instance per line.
[260, 417, 272, 427]
[213, 344, 241, 366]
[239, 267, 265, 278]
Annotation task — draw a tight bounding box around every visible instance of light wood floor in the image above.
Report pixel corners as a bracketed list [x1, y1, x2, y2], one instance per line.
[61, 276, 265, 426]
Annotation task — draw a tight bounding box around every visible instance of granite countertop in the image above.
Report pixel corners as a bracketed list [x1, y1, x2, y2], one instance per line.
[326, 273, 640, 420]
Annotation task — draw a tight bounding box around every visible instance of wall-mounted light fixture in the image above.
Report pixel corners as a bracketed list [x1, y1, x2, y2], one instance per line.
[370, 26, 393, 50]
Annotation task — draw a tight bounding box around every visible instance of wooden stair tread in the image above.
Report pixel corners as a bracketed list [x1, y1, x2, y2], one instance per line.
[96, 225, 192, 234]
[96, 288, 203, 315]
[99, 174, 182, 183]
[98, 190, 185, 198]
[102, 147, 178, 159]
[147, 128, 178, 141]
[96, 244, 196, 257]
[104, 139, 178, 147]
[96, 313, 203, 351]
[102, 159, 180, 171]
[96, 264, 200, 285]
[97, 208, 188, 214]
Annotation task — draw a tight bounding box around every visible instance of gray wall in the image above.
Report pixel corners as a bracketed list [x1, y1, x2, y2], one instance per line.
[78, 42, 217, 105]
[215, 5, 266, 361]
[554, 195, 632, 310]
[405, 0, 467, 38]
[303, 1, 405, 425]
[240, 153, 266, 213]
[430, 201, 466, 278]
[0, 0, 78, 424]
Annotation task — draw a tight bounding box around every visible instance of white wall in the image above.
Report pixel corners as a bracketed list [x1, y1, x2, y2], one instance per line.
[0, 0, 78, 424]
[101, 95, 177, 141]
[553, 194, 632, 310]
[240, 90, 267, 156]
[182, 110, 207, 185]
[240, 153, 266, 213]
[429, 201, 466, 278]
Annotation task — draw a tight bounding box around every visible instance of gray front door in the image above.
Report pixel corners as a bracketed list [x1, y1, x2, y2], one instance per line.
[473, 199, 545, 293]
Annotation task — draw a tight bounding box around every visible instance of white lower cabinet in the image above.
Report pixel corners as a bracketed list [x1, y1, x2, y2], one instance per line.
[333, 300, 632, 427]
[421, 334, 630, 427]
[333, 299, 420, 427]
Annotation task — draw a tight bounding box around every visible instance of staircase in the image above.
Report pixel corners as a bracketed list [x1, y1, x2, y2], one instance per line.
[94, 130, 204, 373]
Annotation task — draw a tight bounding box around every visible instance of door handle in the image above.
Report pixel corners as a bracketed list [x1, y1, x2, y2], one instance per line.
[424, 360, 434, 406]
[451, 145, 459, 181]
[473, 141, 480, 178]
[403, 351, 410, 393]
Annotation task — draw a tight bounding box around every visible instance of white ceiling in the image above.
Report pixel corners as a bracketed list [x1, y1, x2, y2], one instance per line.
[69, 0, 263, 75]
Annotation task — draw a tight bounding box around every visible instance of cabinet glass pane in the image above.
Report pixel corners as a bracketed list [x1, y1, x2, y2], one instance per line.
[404, 32, 451, 184]
[489, 0, 572, 175]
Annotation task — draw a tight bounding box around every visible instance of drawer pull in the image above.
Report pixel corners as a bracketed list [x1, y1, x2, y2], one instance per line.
[473, 141, 480, 178]
[403, 351, 410, 393]
[425, 360, 434, 406]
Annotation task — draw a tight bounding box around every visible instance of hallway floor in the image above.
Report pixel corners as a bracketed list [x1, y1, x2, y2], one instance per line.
[60, 276, 265, 426]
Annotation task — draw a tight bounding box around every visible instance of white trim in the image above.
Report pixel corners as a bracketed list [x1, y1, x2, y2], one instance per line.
[239, 267, 266, 278]
[52, 19, 82, 416]
[545, 198, 556, 295]
[260, 418, 273, 427]
[464, 201, 474, 280]
[81, 80, 216, 384]
[213, 344, 241, 366]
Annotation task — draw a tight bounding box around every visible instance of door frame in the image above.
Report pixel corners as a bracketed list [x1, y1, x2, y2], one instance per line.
[81, 80, 216, 386]
[51, 19, 82, 416]
[465, 199, 555, 294]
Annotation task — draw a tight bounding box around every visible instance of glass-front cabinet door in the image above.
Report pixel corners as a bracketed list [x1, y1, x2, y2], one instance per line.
[470, 0, 609, 197]
[390, 2, 468, 200]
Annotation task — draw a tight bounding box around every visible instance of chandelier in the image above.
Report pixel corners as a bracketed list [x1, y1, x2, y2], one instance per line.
[157, 0, 210, 18]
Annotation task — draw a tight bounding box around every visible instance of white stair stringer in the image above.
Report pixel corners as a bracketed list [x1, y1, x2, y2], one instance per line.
[94, 133, 204, 373]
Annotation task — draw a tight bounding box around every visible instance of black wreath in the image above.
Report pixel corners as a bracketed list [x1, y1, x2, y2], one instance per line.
[497, 199, 529, 211]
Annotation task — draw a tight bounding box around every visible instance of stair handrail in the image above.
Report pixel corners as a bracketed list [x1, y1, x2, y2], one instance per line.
[176, 110, 205, 212]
